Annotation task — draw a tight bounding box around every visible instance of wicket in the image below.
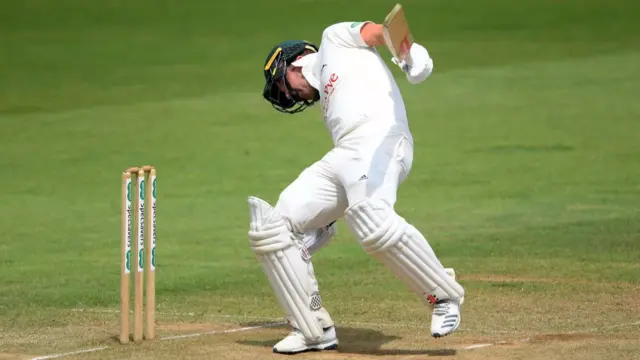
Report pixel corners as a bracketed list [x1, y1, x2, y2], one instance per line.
[120, 165, 157, 344]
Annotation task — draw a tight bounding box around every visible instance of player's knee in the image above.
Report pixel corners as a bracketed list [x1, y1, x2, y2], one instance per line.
[274, 187, 307, 234]
[344, 198, 406, 253]
[274, 186, 294, 218]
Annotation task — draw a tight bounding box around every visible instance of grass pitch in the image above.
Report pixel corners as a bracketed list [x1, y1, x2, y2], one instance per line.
[1, 0, 639, 359]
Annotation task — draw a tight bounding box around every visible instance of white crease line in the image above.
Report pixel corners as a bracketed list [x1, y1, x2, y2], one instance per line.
[31, 347, 109, 360]
[30, 322, 284, 360]
[159, 321, 285, 341]
[68, 309, 517, 333]
[27, 318, 640, 360]
[69, 308, 640, 334]
[462, 343, 493, 350]
[60, 309, 640, 358]
[460, 339, 522, 352]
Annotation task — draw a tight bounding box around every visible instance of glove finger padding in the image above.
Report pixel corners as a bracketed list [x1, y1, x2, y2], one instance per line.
[406, 43, 433, 84]
[391, 43, 434, 84]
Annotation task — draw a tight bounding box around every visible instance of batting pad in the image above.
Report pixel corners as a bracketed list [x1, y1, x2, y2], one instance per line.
[248, 196, 333, 340]
[345, 198, 464, 304]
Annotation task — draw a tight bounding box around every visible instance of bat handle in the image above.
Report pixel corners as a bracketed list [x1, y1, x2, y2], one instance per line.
[399, 53, 413, 72]
[404, 53, 414, 67]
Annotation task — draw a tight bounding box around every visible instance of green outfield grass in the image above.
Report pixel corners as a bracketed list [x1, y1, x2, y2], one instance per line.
[1, 0, 639, 359]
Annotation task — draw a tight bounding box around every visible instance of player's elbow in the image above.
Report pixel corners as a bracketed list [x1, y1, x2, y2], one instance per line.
[360, 23, 385, 47]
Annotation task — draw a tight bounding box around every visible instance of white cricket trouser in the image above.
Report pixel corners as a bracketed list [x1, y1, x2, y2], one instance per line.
[275, 132, 414, 234]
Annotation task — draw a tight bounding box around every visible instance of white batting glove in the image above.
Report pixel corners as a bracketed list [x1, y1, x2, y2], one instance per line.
[391, 42, 434, 84]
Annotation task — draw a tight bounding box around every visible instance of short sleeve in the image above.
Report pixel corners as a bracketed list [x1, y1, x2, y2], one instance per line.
[321, 21, 373, 48]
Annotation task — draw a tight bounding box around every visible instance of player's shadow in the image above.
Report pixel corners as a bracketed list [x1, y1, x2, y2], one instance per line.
[236, 322, 456, 357]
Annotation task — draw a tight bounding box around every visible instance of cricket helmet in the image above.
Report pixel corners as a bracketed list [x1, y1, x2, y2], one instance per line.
[262, 40, 319, 114]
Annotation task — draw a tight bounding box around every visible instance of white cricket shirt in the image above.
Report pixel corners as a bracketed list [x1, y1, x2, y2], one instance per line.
[295, 22, 413, 146]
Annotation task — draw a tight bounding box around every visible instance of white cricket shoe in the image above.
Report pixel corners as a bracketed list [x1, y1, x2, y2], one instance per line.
[273, 327, 338, 354]
[431, 299, 461, 338]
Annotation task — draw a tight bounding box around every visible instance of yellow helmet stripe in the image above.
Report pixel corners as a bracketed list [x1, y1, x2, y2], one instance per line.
[264, 47, 283, 71]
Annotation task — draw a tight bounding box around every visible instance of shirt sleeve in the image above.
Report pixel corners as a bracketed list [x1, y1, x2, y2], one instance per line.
[321, 21, 373, 48]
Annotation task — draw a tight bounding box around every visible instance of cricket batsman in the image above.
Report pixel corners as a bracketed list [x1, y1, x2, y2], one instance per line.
[248, 20, 465, 354]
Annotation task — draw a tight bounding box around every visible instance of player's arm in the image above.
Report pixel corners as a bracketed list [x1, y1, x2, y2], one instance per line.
[358, 21, 435, 84]
[359, 23, 386, 47]
[322, 22, 383, 48]
[323, 21, 433, 84]
[321, 21, 408, 49]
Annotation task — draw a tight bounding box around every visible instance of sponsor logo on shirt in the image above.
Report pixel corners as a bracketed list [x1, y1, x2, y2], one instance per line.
[322, 73, 339, 120]
[323, 73, 339, 97]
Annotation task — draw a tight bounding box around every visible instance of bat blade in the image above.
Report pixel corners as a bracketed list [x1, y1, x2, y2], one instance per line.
[382, 3, 414, 65]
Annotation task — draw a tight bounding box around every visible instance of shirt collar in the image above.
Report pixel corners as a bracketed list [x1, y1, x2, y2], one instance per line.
[291, 53, 320, 90]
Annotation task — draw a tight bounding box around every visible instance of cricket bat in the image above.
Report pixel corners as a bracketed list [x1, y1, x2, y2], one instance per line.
[382, 3, 414, 67]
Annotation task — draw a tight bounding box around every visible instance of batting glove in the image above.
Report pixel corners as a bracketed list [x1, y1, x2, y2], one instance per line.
[391, 42, 434, 84]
